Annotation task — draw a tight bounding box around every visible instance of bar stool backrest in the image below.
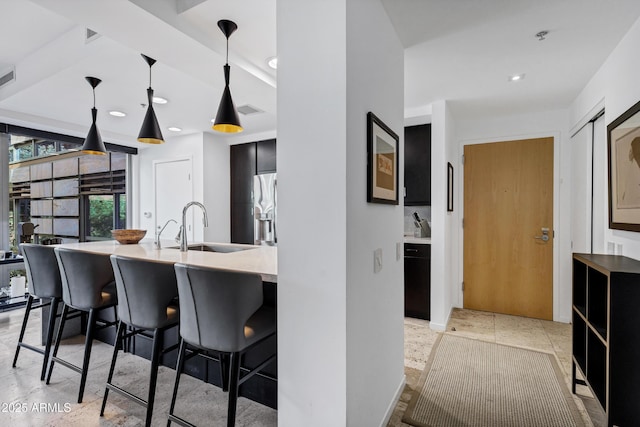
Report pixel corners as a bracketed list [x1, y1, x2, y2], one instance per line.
[20, 243, 62, 299]
[174, 263, 264, 353]
[110, 255, 179, 330]
[54, 247, 115, 310]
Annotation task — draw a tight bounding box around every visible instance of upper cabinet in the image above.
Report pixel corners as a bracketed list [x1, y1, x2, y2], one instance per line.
[404, 124, 431, 206]
[257, 139, 277, 174]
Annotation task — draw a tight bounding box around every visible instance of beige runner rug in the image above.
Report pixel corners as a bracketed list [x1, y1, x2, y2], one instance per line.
[403, 334, 585, 427]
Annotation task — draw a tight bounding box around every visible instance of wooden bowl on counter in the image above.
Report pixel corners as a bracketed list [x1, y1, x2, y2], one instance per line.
[111, 229, 147, 244]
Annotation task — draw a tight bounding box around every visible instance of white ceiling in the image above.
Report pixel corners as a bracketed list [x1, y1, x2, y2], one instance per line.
[1, 0, 639, 149]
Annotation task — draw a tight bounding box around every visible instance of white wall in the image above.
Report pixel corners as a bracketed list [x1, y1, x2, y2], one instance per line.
[570, 15, 640, 260]
[277, 0, 348, 423]
[277, 0, 404, 425]
[135, 132, 230, 242]
[345, 1, 405, 425]
[453, 109, 573, 323]
[202, 132, 230, 242]
[430, 100, 457, 330]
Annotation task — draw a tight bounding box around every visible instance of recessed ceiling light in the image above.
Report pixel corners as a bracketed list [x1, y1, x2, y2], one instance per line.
[508, 74, 525, 82]
[152, 96, 168, 104]
[109, 110, 126, 117]
[267, 56, 278, 70]
[168, 126, 182, 132]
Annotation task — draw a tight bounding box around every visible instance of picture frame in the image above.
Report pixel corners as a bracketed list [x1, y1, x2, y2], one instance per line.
[447, 162, 454, 212]
[608, 99, 640, 232]
[367, 112, 399, 205]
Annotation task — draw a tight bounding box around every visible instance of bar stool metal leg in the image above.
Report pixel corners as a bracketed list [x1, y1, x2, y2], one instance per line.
[41, 297, 60, 380]
[46, 304, 69, 385]
[100, 320, 125, 416]
[146, 328, 163, 427]
[227, 352, 241, 427]
[77, 308, 98, 403]
[12, 295, 35, 369]
[167, 338, 189, 427]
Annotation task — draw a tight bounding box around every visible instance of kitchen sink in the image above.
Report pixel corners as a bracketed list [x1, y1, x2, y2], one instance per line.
[167, 244, 255, 253]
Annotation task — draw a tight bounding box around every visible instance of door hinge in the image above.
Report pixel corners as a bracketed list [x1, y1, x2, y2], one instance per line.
[462, 281, 465, 291]
[462, 218, 464, 228]
[461, 154, 465, 164]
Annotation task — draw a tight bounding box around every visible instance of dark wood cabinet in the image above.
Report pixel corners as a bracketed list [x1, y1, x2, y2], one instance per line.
[572, 253, 640, 426]
[404, 124, 431, 206]
[230, 139, 277, 244]
[231, 203, 254, 244]
[230, 143, 257, 205]
[257, 139, 276, 174]
[404, 243, 430, 319]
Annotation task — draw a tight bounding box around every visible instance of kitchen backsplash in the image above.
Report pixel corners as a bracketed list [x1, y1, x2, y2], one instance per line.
[404, 206, 431, 236]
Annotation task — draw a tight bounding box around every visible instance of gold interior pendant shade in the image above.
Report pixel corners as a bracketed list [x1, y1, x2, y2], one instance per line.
[138, 54, 164, 144]
[81, 76, 107, 155]
[212, 19, 243, 133]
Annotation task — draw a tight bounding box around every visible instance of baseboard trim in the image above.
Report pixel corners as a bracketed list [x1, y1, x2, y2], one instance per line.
[429, 306, 452, 331]
[380, 374, 406, 427]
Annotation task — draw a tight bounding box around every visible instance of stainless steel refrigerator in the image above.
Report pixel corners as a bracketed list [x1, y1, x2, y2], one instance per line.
[253, 173, 277, 245]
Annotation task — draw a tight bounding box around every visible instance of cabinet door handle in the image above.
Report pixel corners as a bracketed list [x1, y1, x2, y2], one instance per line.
[406, 248, 418, 253]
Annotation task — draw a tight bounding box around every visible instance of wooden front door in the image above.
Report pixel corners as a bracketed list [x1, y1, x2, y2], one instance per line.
[463, 137, 554, 320]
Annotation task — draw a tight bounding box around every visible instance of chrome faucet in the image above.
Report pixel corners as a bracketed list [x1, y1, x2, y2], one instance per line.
[180, 201, 209, 252]
[155, 219, 177, 249]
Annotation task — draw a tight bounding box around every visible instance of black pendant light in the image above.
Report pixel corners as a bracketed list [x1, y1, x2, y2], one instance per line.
[137, 54, 164, 144]
[81, 76, 107, 155]
[213, 19, 243, 133]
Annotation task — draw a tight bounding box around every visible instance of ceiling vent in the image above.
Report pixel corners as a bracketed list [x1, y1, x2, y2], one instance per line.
[237, 104, 263, 115]
[0, 67, 15, 89]
[85, 28, 101, 43]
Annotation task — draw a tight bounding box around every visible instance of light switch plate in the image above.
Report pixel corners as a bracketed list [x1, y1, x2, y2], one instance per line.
[374, 248, 383, 273]
[396, 242, 402, 261]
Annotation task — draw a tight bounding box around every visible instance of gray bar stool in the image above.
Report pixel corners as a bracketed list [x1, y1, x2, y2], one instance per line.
[46, 247, 118, 403]
[100, 255, 180, 427]
[13, 243, 71, 380]
[168, 264, 277, 427]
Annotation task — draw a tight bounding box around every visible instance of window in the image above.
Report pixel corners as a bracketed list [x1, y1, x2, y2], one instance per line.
[9, 199, 30, 252]
[8, 136, 81, 164]
[83, 194, 126, 241]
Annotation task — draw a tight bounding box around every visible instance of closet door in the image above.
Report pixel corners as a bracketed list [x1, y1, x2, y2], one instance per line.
[571, 122, 593, 254]
[592, 115, 607, 253]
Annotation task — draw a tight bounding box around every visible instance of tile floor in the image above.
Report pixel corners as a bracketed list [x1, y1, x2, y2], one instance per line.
[0, 305, 605, 426]
[387, 308, 606, 427]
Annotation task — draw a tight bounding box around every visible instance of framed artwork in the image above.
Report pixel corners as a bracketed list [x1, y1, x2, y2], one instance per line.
[447, 162, 454, 212]
[367, 112, 399, 205]
[608, 99, 640, 232]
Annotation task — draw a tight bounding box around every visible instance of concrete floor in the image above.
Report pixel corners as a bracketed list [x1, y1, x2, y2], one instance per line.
[0, 307, 277, 426]
[0, 305, 605, 426]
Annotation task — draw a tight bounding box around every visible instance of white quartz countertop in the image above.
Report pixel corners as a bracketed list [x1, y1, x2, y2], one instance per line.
[55, 240, 277, 282]
[403, 236, 431, 245]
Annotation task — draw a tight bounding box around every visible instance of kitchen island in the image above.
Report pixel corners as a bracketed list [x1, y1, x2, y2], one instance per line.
[55, 239, 277, 282]
[50, 239, 278, 408]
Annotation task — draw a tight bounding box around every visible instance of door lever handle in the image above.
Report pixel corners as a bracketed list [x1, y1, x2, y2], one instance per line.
[534, 227, 550, 242]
